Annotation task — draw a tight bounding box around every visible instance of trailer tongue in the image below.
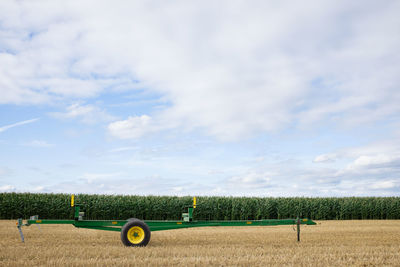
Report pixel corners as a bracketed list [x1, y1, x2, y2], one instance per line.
[17, 195, 316, 247]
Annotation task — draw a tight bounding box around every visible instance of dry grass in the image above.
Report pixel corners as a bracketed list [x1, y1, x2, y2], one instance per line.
[1, 220, 399, 266]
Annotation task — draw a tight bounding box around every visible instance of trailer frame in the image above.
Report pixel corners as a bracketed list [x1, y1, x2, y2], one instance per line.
[17, 195, 316, 246]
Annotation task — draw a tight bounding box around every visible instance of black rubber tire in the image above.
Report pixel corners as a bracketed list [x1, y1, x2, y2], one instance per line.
[121, 219, 151, 247]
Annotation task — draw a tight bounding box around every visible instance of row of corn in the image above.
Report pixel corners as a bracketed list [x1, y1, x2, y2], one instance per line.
[1, 193, 399, 220]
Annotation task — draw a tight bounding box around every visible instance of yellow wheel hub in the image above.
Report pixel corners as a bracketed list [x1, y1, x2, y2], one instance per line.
[127, 226, 145, 244]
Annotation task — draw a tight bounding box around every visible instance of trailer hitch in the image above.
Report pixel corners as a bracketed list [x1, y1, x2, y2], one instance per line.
[17, 215, 42, 243]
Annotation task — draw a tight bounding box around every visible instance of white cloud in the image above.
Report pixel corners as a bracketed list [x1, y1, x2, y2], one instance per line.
[109, 146, 139, 153]
[172, 186, 183, 192]
[1, 1, 399, 139]
[306, 139, 400, 195]
[352, 155, 397, 168]
[313, 153, 338, 163]
[108, 115, 155, 139]
[228, 172, 271, 189]
[0, 118, 39, 133]
[51, 103, 116, 124]
[22, 140, 54, 148]
[340, 154, 400, 176]
[0, 167, 11, 177]
[1, 1, 400, 197]
[79, 172, 124, 184]
[31, 186, 45, 192]
[0, 185, 15, 192]
[369, 180, 398, 190]
[37, 174, 183, 195]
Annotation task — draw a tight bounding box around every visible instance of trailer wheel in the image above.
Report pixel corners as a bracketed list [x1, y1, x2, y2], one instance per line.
[121, 219, 151, 247]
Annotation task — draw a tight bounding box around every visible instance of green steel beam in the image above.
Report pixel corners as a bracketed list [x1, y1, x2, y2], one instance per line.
[25, 218, 316, 232]
[75, 226, 122, 232]
[146, 218, 316, 232]
[26, 219, 75, 226]
[74, 220, 126, 227]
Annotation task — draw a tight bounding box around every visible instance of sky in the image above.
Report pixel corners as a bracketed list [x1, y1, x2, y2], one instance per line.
[0, 0, 399, 196]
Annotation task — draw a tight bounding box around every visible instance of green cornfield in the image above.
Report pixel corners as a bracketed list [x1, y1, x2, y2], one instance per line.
[1, 193, 400, 220]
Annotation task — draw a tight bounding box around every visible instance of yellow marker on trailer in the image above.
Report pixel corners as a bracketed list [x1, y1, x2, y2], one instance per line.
[71, 194, 75, 207]
[193, 197, 196, 209]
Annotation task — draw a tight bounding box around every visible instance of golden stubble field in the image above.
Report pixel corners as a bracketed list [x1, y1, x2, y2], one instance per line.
[0, 220, 399, 266]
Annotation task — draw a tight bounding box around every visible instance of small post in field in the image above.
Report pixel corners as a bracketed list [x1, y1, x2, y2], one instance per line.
[296, 217, 300, 242]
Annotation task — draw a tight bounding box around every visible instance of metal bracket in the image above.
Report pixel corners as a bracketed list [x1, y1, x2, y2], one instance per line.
[30, 215, 41, 231]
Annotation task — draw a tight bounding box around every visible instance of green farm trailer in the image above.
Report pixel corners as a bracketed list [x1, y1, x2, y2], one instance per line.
[17, 195, 316, 247]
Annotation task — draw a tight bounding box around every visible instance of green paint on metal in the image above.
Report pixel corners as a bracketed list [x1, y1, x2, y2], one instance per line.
[74, 205, 80, 219]
[17, 195, 317, 245]
[146, 218, 316, 232]
[76, 225, 122, 232]
[24, 218, 315, 232]
[26, 220, 75, 225]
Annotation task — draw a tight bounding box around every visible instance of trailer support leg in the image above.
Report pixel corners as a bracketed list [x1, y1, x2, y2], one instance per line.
[296, 218, 300, 242]
[17, 218, 25, 243]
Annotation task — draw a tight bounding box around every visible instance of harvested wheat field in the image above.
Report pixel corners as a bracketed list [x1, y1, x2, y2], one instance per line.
[1, 220, 399, 266]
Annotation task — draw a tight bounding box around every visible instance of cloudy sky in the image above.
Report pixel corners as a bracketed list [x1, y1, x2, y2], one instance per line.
[1, 0, 399, 196]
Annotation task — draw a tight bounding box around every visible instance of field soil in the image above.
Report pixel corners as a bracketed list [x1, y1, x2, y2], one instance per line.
[1, 220, 399, 266]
